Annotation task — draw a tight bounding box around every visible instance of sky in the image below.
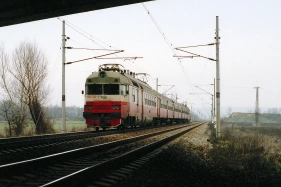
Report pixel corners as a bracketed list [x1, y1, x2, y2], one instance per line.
[1, 0, 281, 117]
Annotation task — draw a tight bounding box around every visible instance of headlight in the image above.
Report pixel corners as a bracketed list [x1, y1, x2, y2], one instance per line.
[112, 105, 120, 110]
[84, 105, 92, 110]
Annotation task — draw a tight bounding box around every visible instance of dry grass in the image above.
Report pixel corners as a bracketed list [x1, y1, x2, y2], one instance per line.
[0, 121, 86, 138]
[210, 124, 281, 173]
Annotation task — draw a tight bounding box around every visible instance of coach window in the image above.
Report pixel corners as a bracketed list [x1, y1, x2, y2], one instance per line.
[104, 84, 119, 95]
[88, 84, 102, 95]
[120, 85, 126, 95]
[132, 88, 135, 102]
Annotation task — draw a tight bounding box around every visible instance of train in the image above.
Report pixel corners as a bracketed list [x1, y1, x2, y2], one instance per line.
[83, 64, 191, 131]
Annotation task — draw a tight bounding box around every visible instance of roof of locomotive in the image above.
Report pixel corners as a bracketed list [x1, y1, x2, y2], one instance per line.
[86, 64, 152, 88]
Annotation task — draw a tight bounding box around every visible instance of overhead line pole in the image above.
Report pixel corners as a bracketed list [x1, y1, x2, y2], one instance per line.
[189, 103, 194, 121]
[213, 78, 215, 122]
[215, 16, 221, 138]
[62, 20, 66, 133]
[253, 86, 260, 127]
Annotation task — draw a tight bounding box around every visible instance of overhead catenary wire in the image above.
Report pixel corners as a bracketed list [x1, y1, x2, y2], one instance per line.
[58, 13, 209, 111]
[199, 41, 215, 83]
[58, 17, 108, 49]
[64, 18, 116, 49]
[57, 17, 146, 74]
[142, 4, 176, 54]
[142, 3, 203, 106]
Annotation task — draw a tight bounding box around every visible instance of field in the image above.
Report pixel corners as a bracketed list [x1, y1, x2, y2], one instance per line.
[53, 120, 86, 132]
[0, 120, 87, 137]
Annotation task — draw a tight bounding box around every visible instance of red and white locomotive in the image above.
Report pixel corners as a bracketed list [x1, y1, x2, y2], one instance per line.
[83, 64, 191, 130]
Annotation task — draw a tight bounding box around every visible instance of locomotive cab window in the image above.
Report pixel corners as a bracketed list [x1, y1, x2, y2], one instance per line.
[120, 85, 126, 95]
[104, 84, 119, 95]
[88, 84, 102, 95]
[87, 84, 125, 95]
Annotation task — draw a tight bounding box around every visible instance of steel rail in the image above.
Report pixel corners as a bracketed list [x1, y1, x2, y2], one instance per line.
[0, 123, 196, 180]
[43, 123, 203, 186]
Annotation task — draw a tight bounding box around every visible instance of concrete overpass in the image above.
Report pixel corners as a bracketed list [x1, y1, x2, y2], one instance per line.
[0, 0, 153, 27]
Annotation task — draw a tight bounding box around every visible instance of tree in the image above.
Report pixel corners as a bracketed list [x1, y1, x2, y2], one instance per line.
[0, 99, 14, 136]
[0, 44, 29, 136]
[267, 108, 280, 114]
[0, 99, 29, 136]
[0, 42, 54, 135]
[226, 107, 232, 117]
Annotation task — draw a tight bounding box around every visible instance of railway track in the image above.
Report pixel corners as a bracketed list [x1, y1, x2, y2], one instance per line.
[0, 122, 203, 186]
[0, 124, 182, 165]
[0, 128, 118, 150]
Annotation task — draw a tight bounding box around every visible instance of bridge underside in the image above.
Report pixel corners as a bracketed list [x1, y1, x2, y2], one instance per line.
[0, 0, 153, 27]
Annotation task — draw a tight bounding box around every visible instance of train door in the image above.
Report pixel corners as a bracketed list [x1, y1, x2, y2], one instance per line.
[172, 104, 175, 118]
[136, 89, 139, 116]
[157, 98, 160, 118]
[166, 101, 168, 118]
[141, 89, 144, 123]
[181, 108, 183, 118]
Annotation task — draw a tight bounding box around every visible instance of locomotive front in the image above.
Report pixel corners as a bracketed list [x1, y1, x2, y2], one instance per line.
[83, 64, 130, 131]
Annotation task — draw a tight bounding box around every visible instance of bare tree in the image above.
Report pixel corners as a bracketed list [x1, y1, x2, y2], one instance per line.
[0, 42, 54, 135]
[267, 108, 280, 114]
[0, 99, 14, 136]
[0, 45, 29, 136]
[0, 99, 30, 136]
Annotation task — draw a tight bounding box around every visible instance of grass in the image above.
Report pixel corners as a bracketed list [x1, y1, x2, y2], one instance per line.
[53, 120, 86, 132]
[209, 123, 281, 180]
[0, 120, 87, 138]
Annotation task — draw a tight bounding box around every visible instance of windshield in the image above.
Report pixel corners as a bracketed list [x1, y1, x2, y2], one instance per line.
[88, 84, 102, 95]
[87, 84, 127, 95]
[104, 84, 119, 95]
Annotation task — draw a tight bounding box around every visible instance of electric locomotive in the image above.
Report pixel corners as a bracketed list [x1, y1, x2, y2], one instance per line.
[83, 64, 190, 131]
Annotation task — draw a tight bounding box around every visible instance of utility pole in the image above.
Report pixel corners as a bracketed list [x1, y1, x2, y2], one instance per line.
[253, 86, 260, 127]
[61, 20, 66, 133]
[215, 16, 221, 138]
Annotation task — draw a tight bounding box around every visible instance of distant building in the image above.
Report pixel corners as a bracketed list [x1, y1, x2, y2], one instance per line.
[225, 112, 281, 127]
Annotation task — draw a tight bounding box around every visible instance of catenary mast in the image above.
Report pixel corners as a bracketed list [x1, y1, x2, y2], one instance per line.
[254, 86, 260, 127]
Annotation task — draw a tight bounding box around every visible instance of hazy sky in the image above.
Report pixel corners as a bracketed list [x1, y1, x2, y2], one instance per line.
[1, 0, 281, 117]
